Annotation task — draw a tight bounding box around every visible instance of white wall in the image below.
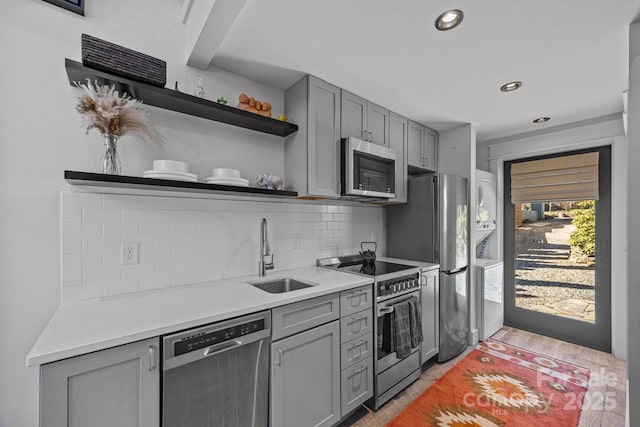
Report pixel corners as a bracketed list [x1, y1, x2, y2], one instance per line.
[0, 1, 310, 425]
[483, 115, 628, 360]
[60, 192, 384, 301]
[438, 124, 478, 342]
[627, 19, 640, 427]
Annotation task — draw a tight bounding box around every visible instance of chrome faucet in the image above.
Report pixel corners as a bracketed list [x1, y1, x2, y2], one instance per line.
[259, 218, 274, 277]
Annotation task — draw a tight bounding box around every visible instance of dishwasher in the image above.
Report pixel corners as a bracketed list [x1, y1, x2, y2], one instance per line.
[162, 310, 271, 427]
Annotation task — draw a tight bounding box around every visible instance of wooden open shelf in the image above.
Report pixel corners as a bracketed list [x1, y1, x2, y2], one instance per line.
[65, 58, 298, 137]
[65, 170, 298, 198]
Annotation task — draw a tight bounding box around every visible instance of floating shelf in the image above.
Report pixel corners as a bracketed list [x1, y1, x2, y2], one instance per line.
[65, 59, 299, 137]
[65, 171, 298, 198]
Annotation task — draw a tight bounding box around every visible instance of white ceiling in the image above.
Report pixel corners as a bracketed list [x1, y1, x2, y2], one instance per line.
[205, 0, 640, 143]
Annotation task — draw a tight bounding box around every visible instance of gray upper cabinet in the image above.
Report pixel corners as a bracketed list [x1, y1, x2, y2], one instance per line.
[40, 337, 160, 427]
[388, 112, 408, 203]
[271, 321, 341, 427]
[423, 127, 438, 171]
[341, 90, 389, 146]
[407, 120, 424, 169]
[407, 120, 438, 172]
[285, 75, 341, 198]
[421, 269, 440, 362]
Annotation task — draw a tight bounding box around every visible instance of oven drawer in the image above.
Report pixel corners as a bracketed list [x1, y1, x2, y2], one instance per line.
[340, 308, 373, 343]
[341, 356, 373, 416]
[340, 285, 372, 317]
[340, 333, 373, 369]
[376, 350, 420, 397]
[272, 293, 340, 341]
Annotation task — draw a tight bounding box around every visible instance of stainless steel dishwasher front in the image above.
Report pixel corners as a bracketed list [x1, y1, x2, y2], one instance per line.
[162, 311, 271, 427]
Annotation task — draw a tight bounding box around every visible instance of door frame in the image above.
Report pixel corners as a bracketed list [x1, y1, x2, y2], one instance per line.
[503, 146, 612, 352]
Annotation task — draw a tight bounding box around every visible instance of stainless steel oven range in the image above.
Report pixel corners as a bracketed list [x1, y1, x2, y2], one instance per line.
[318, 255, 422, 410]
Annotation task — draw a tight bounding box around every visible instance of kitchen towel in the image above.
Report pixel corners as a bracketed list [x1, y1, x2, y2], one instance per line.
[393, 300, 412, 359]
[408, 296, 423, 348]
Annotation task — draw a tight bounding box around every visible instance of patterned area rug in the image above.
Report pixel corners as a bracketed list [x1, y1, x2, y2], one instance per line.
[388, 339, 590, 426]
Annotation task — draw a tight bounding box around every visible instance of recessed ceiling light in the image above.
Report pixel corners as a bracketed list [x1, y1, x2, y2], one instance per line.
[533, 117, 550, 123]
[435, 9, 464, 31]
[500, 81, 523, 92]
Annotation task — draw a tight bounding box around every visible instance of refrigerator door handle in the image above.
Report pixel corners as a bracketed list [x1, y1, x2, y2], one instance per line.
[442, 266, 467, 275]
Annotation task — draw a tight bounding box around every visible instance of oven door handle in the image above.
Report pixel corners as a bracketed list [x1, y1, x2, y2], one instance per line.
[377, 306, 394, 316]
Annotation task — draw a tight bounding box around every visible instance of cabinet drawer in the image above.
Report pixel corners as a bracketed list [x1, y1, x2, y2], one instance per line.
[272, 293, 340, 341]
[340, 308, 373, 343]
[341, 356, 373, 417]
[340, 333, 373, 369]
[340, 285, 372, 317]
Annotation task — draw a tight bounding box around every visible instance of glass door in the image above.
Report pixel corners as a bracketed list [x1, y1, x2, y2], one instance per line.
[503, 146, 611, 352]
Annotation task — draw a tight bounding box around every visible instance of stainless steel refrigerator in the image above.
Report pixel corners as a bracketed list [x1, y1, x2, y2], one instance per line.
[386, 174, 469, 362]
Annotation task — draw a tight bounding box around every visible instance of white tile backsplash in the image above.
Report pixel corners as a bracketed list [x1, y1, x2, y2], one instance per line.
[60, 192, 385, 301]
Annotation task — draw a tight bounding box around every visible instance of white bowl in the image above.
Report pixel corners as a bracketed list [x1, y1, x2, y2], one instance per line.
[153, 160, 189, 173]
[212, 168, 241, 178]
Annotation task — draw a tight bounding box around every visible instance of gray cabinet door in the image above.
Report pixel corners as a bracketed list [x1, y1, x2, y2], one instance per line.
[272, 321, 341, 427]
[309, 76, 341, 197]
[407, 120, 424, 169]
[341, 90, 367, 141]
[423, 127, 438, 171]
[388, 112, 408, 203]
[367, 102, 389, 146]
[421, 269, 440, 362]
[40, 337, 160, 427]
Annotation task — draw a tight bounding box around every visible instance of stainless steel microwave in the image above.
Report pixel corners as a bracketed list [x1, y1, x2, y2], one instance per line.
[341, 137, 396, 199]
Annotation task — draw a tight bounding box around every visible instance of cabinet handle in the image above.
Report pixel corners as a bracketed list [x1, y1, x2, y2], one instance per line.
[351, 314, 366, 322]
[353, 339, 366, 347]
[148, 346, 157, 372]
[353, 365, 367, 374]
[276, 348, 283, 366]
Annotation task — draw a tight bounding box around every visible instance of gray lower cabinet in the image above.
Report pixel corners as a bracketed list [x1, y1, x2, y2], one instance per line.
[271, 321, 341, 427]
[407, 120, 438, 172]
[388, 112, 408, 203]
[341, 90, 389, 146]
[40, 337, 160, 427]
[339, 285, 373, 417]
[421, 268, 440, 362]
[285, 75, 341, 198]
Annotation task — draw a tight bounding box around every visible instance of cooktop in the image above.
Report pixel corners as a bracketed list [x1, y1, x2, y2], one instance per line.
[317, 255, 417, 278]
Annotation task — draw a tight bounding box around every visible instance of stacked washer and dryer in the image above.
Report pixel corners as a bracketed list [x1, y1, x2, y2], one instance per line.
[475, 170, 504, 341]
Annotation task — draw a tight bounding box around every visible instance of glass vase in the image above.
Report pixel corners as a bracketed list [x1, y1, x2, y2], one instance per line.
[102, 134, 121, 175]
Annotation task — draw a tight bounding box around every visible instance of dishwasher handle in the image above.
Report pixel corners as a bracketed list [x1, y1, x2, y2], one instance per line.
[204, 340, 242, 357]
[163, 330, 270, 371]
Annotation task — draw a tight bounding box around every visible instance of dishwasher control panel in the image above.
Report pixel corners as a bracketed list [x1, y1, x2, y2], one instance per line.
[174, 318, 266, 356]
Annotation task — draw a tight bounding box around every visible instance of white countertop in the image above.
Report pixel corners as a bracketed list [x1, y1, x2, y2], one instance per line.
[26, 266, 372, 366]
[379, 256, 439, 271]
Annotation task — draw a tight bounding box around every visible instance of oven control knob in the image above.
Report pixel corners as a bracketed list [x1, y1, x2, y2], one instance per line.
[386, 283, 395, 292]
[401, 281, 407, 290]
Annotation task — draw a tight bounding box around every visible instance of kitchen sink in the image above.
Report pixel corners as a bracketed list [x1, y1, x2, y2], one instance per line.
[248, 278, 316, 293]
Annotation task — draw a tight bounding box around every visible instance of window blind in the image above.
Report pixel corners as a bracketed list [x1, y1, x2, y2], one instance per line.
[511, 152, 599, 203]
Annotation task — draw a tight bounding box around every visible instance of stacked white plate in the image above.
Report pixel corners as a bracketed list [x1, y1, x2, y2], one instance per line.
[205, 168, 249, 187]
[144, 160, 198, 182]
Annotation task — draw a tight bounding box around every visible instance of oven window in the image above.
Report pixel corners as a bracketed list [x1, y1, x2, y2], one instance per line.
[353, 151, 395, 194]
[377, 313, 393, 361]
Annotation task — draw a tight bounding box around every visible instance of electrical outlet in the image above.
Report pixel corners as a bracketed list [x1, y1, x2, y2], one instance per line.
[371, 231, 378, 242]
[121, 241, 139, 265]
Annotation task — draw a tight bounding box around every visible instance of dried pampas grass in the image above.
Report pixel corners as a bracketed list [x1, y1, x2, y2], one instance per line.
[75, 79, 165, 146]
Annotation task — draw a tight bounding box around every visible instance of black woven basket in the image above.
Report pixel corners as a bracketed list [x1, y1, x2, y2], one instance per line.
[81, 34, 166, 88]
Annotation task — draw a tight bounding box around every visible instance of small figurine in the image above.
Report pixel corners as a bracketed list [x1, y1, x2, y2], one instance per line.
[217, 96, 228, 104]
[277, 114, 288, 122]
[194, 78, 206, 99]
[237, 93, 272, 117]
[174, 81, 180, 92]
